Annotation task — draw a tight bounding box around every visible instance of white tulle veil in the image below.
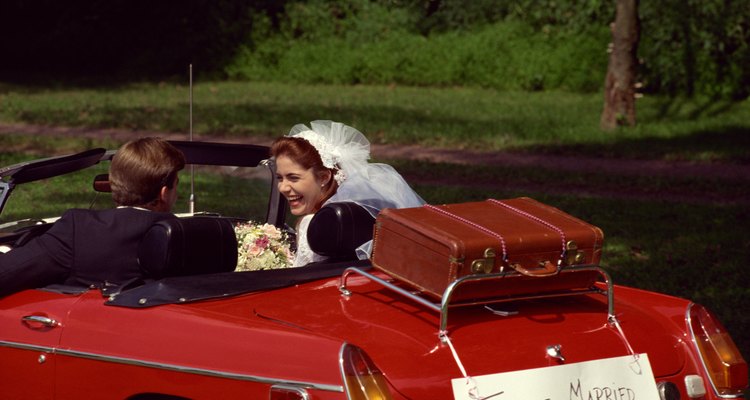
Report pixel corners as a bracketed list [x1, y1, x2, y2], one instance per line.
[287, 120, 425, 259]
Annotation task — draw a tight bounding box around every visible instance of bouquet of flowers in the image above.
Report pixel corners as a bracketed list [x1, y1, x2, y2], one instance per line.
[234, 222, 295, 271]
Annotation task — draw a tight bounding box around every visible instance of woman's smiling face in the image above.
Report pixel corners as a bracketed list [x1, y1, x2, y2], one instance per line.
[275, 155, 329, 216]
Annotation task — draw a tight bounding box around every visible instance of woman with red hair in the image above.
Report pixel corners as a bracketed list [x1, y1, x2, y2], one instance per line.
[271, 120, 424, 267]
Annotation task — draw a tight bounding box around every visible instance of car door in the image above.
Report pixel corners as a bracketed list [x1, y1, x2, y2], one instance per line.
[0, 289, 82, 400]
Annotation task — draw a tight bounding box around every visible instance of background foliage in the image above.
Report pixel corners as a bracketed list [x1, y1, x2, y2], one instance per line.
[1, 0, 747, 98]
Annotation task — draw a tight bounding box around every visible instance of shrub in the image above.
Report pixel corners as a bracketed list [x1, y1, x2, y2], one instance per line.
[227, 20, 608, 92]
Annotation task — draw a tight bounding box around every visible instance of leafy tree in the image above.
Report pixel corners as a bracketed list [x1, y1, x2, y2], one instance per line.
[639, 0, 749, 99]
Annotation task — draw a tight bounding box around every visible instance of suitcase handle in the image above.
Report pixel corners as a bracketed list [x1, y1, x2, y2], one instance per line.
[511, 260, 559, 277]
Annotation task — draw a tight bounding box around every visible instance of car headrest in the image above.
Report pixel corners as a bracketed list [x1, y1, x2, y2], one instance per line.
[308, 202, 376, 261]
[138, 217, 238, 279]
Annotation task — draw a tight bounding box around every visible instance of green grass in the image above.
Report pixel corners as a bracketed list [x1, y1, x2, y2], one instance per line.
[385, 159, 749, 203]
[0, 131, 122, 156]
[1, 81, 749, 163]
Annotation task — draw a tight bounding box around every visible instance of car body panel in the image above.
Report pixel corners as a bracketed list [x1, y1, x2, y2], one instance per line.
[0, 290, 82, 399]
[241, 273, 691, 396]
[0, 273, 697, 399]
[54, 291, 345, 394]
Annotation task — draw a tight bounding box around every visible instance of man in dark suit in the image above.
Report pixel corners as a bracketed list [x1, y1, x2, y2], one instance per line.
[0, 137, 185, 297]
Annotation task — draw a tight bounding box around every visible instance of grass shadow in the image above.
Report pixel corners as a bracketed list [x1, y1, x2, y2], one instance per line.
[525, 125, 750, 163]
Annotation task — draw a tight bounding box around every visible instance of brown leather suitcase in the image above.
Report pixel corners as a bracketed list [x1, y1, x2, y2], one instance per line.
[370, 197, 604, 301]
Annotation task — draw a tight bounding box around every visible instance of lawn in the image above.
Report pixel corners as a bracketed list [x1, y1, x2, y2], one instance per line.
[1, 81, 749, 162]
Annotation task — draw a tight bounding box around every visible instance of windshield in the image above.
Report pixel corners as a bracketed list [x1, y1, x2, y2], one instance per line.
[177, 164, 274, 220]
[0, 160, 274, 231]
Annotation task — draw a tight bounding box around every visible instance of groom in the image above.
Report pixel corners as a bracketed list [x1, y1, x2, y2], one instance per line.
[0, 137, 185, 297]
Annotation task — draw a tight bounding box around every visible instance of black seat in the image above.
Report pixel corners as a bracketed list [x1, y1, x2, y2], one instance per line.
[307, 202, 376, 262]
[138, 217, 238, 279]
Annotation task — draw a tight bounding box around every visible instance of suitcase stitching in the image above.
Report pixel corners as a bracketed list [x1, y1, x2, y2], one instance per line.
[423, 204, 509, 267]
[504, 199, 603, 264]
[486, 198, 568, 266]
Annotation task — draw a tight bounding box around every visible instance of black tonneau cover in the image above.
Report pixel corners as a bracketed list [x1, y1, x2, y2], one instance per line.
[103, 260, 371, 308]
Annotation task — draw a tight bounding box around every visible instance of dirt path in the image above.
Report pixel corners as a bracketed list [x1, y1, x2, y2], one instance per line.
[2, 122, 748, 204]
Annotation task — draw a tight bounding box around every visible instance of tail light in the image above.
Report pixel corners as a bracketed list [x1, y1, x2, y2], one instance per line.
[339, 344, 394, 400]
[687, 303, 748, 397]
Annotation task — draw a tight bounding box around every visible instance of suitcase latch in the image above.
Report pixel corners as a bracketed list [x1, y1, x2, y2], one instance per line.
[471, 248, 496, 274]
[564, 240, 586, 266]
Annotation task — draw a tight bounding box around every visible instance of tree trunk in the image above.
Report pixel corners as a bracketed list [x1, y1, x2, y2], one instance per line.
[600, 0, 640, 131]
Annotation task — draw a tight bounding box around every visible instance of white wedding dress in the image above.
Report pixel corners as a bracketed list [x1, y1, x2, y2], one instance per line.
[292, 214, 327, 268]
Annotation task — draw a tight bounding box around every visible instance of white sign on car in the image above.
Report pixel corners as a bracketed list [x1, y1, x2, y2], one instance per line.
[452, 354, 660, 400]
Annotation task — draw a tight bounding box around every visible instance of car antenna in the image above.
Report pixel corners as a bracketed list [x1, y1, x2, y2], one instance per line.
[188, 64, 196, 214]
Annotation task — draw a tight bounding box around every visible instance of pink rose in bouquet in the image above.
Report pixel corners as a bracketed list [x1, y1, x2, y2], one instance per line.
[234, 222, 294, 271]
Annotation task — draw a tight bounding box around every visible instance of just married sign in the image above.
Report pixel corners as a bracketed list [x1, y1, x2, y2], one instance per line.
[452, 354, 660, 400]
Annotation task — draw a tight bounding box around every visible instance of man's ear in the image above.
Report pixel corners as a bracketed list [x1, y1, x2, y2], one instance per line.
[159, 186, 170, 202]
[152, 185, 171, 212]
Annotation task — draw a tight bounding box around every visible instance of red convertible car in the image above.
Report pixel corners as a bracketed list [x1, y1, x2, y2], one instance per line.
[0, 141, 746, 400]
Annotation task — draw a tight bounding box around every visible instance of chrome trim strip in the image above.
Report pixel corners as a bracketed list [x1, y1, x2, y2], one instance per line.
[271, 384, 310, 400]
[0, 340, 54, 353]
[338, 343, 353, 400]
[685, 303, 744, 399]
[0, 341, 343, 393]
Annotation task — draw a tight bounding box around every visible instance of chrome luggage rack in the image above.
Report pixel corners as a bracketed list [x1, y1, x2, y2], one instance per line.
[339, 265, 615, 338]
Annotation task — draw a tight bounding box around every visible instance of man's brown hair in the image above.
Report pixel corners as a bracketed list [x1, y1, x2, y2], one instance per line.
[109, 137, 185, 208]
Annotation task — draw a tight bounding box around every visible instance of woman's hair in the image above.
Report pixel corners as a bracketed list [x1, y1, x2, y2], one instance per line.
[110, 137, 186, 208]
[271, 136, 339, 211]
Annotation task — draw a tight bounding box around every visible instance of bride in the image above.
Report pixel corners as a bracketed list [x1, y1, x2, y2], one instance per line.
[270, 120, 425, 267]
